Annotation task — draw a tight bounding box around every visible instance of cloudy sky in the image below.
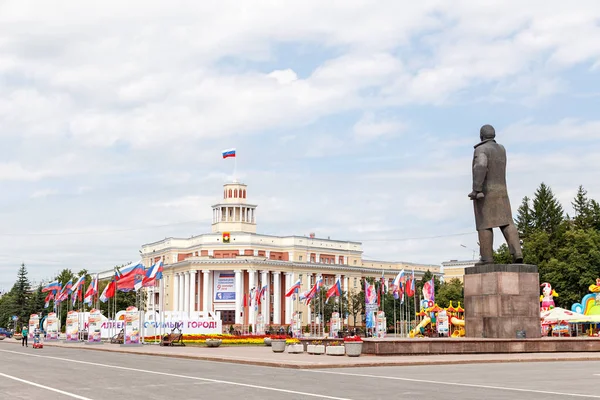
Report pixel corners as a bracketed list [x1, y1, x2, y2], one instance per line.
[1, 1, 600, 290]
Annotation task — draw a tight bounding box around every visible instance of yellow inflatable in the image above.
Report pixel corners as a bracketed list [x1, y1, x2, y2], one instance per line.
[409, 316, 431, 338]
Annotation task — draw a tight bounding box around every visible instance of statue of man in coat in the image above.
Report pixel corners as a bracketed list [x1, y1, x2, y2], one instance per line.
[468, 124, 523, 264]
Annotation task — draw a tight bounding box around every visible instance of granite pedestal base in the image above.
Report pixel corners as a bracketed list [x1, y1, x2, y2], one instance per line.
[464, 264, 541, 339]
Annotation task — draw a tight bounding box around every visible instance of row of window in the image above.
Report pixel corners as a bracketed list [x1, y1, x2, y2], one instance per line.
[224, 188, 247, 199]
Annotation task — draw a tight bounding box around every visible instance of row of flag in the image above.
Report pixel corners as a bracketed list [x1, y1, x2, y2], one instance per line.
[40, 259, 164, 308]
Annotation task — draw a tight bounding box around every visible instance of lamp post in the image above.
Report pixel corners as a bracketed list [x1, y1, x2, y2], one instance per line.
[460, 244, 477, 260]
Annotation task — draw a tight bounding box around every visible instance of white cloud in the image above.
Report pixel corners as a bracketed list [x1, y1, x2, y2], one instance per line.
[1, 1, 600, 288]
[30, 189, 58, 199]
[353, 112, 405, 141]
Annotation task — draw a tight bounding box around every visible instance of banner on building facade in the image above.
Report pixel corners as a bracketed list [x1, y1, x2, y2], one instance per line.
[28, 314, 40, 339]
[214, 271, 235, 302]
[66, 311, 79, 341]
[124, 306, 140, 345]
[88, 309, 102, 343]
[46, 312, 59, 341]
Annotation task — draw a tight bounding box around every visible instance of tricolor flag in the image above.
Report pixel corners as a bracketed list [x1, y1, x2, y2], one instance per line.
[285, 279, 301, 297]
[44, 292, 54, 308]
[222, 148, 236, 159]
[84, 276, 98, 305]
[392, 270, 405, 289]
[406, 269, 415, 297]
[143, 260, 164, 288]
[72, 285, 83, 306]
[99, 280, 116, 303]
[42, 280, 61, 293]
[116, 260, 144, 292]
[325, 278, 342, 303]
[73, 275, 86, 292]
[303, 276, 323, 304]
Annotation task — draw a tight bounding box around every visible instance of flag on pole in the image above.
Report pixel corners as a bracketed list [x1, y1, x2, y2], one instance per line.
[285, 279, 301, 297]
[42, 280, 61, 293]
[222, 148, 236, 158]
[143, 260, 164, 287]
[100, 280, 116, 303]
[116, 260, 144, 291]
[406, 269, 415, 297]
[84, 276, 98, 305]
[44, 292, 54, 308]
[325, 278, 342, 303]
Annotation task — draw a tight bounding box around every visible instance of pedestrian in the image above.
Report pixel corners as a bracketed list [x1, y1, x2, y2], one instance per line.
[21, 326, 28, 347]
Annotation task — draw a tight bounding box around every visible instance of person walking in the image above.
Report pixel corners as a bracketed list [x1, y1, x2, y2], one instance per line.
[21, 326, 28, 347]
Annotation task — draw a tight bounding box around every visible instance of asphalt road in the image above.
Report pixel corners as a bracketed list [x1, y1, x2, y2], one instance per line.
[1, 342, 599, 399]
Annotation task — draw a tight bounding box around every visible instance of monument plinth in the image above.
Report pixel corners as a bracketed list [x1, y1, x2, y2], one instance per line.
[464, 264, 541, 338]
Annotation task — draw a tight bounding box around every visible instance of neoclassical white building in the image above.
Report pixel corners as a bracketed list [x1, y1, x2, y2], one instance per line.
[140, 181, 442, 328]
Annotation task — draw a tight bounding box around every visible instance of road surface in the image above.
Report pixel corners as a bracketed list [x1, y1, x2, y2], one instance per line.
[1, 342, 599, 399]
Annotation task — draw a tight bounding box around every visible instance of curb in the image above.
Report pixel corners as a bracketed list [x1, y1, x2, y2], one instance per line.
[4, 340, 600, 369]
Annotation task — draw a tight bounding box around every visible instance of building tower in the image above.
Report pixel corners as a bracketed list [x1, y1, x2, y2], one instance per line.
[211, 182, 257, 233]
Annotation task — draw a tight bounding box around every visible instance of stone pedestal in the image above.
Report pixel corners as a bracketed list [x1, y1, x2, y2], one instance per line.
[464, 264, 541, 339]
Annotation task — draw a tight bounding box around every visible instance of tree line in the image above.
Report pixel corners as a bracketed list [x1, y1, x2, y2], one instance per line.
[495, 183, 600, 308]
[0, 264, 139, 331]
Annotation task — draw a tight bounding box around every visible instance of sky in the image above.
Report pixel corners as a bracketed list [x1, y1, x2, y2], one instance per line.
[1, 1, 600, 290]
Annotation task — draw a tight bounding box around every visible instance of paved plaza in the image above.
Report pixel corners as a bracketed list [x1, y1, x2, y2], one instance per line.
[2, 340, 600, 399]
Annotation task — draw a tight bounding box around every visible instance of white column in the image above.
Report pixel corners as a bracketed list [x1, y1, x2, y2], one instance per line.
[173, 273, 179, 312]
[273, 271, 281, 325]
[284, 272, 292, 324]
[202, 270, 210, 313]
[235, 269, 242, 324]
[189, 270, 196, 315]
[178, 273, 185, 312]
[261, 270, 270, 325]
[183, 272, 190, 315]
[248, 270, 256, 325]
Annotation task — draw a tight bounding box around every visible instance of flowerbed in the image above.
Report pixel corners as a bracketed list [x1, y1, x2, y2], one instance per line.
[144, 334, 299, 345]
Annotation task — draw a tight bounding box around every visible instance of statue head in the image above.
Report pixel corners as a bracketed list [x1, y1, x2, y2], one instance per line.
[480, 124, 496, 141]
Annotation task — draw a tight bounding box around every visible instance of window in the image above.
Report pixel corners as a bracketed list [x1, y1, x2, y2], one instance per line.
[353, 277, 357, 288]
[221, 310, 235, 324]
[353, 260, 357, 265]
[299, 255, 303, 261]
[228, 189, 232, 197]
[234, 189, 238, 197]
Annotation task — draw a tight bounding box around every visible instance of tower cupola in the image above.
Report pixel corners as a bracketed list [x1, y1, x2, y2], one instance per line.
[211, 182, 257, 233]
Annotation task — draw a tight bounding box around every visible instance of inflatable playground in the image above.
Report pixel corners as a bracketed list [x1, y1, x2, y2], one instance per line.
[409, 301, 465, 338]
[540, 279, 600, 336]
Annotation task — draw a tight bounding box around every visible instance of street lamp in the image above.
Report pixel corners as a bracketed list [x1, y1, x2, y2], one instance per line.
[460, 244, 477, 260]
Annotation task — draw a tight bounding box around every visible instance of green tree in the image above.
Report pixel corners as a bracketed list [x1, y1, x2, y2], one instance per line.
[347, 290, 364, 328]
[13, 263, 31, 328]
[493, 244, 512, 264]
[436, 279, 464, 308]
[572, 185, 594, 230]
[515, 196, 534, 239]
[532, 183, 564, 238]
[28, 285, 46, 318]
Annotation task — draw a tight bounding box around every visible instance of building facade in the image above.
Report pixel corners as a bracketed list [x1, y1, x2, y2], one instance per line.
[440, 259, 477, 282]
[140, 181, 441, 328]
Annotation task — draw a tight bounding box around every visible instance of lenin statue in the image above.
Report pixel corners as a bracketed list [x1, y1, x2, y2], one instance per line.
[468, 124, 523, 264]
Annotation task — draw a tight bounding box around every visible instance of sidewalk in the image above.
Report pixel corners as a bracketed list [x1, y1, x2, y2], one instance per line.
[4, 339, 600, 369]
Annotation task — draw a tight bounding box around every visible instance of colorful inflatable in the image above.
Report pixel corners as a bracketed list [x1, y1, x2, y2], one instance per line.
[540, 282, 558, 311]
[571, 278, 600, 316]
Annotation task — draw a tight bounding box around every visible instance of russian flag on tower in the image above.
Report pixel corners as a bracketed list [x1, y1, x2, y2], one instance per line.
[222, 148, 236, 158]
